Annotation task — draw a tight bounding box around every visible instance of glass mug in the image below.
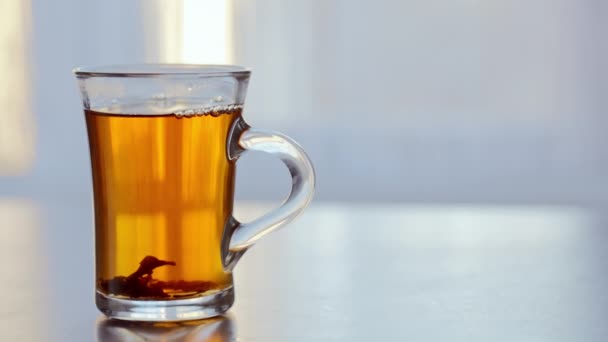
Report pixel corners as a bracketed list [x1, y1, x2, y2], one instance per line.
[74, 65, 315, 321]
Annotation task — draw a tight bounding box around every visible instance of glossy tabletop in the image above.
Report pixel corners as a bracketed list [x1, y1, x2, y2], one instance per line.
[1, 198, 608, 341]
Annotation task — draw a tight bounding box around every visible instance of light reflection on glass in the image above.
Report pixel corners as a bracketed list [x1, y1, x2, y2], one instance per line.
[0, 0, 35, 175]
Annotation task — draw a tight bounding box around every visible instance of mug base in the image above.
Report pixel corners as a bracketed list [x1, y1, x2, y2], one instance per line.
[96, 286, 234, 322]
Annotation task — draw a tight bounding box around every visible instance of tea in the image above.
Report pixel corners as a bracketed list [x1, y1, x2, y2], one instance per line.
[85, 106, 241, 299]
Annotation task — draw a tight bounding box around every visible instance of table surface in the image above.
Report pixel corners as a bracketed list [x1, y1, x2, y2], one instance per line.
[1, 198, 608, 341]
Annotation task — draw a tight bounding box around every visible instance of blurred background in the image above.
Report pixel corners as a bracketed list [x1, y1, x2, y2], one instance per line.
[0, 0, 607, 205]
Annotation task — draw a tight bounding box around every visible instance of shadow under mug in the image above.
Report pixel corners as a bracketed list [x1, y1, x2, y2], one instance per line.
[74, 64, 315, 321]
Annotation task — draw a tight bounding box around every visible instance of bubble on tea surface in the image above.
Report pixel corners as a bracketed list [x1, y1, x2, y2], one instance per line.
[174, 104, 242, 118]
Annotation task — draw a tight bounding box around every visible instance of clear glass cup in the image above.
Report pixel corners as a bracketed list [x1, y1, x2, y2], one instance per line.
[74, 64, 315, 321]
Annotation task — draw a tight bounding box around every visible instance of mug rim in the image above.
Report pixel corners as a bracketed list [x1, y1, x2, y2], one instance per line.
[73, 64, 251, 78]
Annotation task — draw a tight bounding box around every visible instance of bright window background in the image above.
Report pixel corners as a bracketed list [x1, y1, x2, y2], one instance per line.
[0, 0, 606, 204]
[0, 0, 35, 176]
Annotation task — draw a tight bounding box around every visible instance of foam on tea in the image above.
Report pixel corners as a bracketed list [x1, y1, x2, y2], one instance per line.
[174, 104, 243, 118]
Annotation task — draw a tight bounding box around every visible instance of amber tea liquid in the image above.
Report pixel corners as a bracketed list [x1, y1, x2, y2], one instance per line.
[85, 106, 241, 299]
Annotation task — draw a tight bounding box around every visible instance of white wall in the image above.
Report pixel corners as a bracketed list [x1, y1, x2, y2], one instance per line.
[233, 0, 608, 203]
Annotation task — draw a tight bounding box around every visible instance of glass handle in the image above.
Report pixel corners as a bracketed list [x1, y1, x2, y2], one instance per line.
[228, 128, 315, 257]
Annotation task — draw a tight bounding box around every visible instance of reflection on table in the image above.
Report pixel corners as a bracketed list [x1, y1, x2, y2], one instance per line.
[97, 315, 234, 342]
